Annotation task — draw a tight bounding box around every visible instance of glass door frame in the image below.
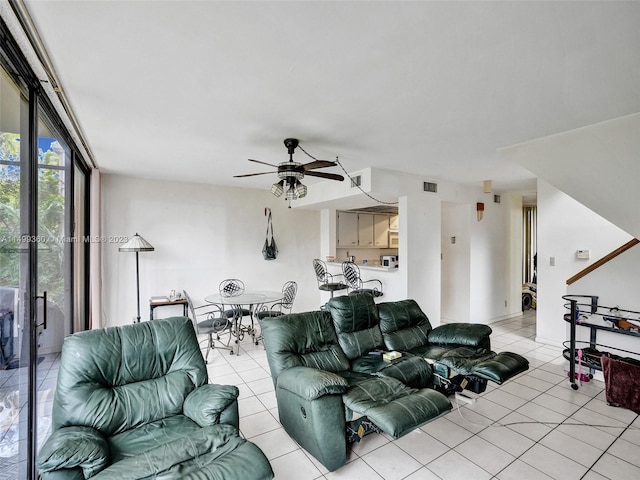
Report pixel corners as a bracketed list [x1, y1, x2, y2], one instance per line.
[1, 16, 92, 479]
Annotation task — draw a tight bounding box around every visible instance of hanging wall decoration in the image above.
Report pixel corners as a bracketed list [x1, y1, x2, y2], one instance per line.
[262, 208, 278, 260]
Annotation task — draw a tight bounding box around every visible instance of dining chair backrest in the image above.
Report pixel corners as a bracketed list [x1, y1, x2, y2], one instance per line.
[219, 279, 245, 297]
[342, 261, 361, 290]
[182, 290, 224, 335]
[312, 259, 328, 283]
[281, 281, 298, 311]
[183, 289, 198, 324]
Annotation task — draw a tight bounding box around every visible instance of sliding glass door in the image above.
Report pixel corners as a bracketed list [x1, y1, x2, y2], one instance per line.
[0, 24, 90, 479]
[0, 67, 32, 476]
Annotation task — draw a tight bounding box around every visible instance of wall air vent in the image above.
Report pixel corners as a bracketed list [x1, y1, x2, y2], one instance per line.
[494, 194, 501, 204]
[351, 175, 362, 188]
[423, 182, 438, 193]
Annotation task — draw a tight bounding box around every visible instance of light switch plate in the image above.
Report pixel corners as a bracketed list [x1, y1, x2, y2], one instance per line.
[576, 249, 591, 259]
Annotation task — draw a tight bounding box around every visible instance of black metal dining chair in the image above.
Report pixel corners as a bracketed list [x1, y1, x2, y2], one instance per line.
[219, 278, 252, 319]
[342, 261, 383, 298]
[183, 290, 232, 361]
[256, 281, 298, 320]
[312, 259, 348, 298]
[219, 278, 255, 347]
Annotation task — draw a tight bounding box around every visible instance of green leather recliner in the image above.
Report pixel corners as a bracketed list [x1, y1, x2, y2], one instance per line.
[37, 317, 273, 480]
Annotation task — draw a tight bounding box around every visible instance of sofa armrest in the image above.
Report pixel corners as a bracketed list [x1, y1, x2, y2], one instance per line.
[428, 323, 492, 349]
[37, 426, 109, 478]
[183, 384, 239, 427]
[277, 366, 349, 401]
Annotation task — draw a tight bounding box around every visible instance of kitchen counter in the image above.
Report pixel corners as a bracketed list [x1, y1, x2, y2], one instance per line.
[327, 263, 398, 272]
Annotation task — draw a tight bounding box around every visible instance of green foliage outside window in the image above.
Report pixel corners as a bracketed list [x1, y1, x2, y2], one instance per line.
[0, 131, 66, 306]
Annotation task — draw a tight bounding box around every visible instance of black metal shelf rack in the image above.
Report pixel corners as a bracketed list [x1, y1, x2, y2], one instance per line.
[562, 294, 640, 390]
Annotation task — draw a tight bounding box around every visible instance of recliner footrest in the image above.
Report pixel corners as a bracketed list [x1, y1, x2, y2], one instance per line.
[469, 352, 529, 385]
[429, 348, 529, 387]
[342, 376, 452, 439]
[346, 416, 383, 443]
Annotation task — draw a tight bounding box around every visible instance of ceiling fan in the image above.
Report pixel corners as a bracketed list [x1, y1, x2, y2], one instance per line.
[234, 138, 344, 201]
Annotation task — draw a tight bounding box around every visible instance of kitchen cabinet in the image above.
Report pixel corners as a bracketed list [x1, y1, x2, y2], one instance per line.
[337, 211, 358, 247]
[358, 214, 375, 247]
[374, 214, 389, 247]
[389, 215, 399, 232]
[337, 211, 393, 248]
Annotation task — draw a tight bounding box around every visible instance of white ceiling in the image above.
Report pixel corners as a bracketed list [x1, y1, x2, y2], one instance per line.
[22, 1, 640, 199]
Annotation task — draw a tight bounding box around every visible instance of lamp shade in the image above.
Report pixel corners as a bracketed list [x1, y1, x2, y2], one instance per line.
[119, 233, 155, 252]
[271, 181, 284, 197]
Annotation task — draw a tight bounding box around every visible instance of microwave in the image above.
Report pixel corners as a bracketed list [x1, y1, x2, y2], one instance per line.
[381, 255, 398, 268]
[389, 232, 399, 247]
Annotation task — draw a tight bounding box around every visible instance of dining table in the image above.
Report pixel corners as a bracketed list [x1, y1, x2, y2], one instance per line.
[204, 290, 283, 355]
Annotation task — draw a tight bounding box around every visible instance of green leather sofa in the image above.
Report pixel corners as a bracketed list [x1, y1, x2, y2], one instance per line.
[261, 294, 529, 471]
[261, 307, 452, 471]
[37, 317, 273, 480]
[325, 295, 529, 393]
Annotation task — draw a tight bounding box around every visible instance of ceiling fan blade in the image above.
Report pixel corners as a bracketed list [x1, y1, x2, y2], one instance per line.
[304, 171, 345, 181]
[233, 171, 277, 178]
[302, 160, 337, 170]
[248, 158, 278, 168]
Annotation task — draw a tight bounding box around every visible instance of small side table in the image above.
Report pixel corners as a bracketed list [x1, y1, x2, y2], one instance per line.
[149, 297, 189, 321]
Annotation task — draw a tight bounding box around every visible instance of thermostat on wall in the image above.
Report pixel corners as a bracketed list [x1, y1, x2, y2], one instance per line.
[576, 250, 591, 260]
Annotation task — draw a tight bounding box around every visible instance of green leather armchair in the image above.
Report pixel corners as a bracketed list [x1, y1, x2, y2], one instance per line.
[37, 317, 273, 480]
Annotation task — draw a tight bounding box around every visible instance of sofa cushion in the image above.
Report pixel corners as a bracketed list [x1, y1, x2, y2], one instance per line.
[325, 294, 383, 359]
[350, 354, 433, 389]
[378, 299, 432, 351]
[52, 317, 207, 436]
[108, 415, 202, 463]
[94, 424, 268, 480]
[261, 310, 351, 381]
[428, 323, 492, 350]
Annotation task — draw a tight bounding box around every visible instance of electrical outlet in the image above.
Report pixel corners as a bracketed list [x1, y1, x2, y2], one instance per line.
[504, 300, 508, 307]
[550, 256, 555, 266]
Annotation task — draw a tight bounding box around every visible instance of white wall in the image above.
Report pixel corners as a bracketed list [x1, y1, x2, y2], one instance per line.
[101, 169, 525, 331]
[470, 193, 523, 323]
[101, 174, 321, 327]
[502, 113, 640, 239]
[307, 167, 523, 326]
[405, 193, 442, 323]
[536, 179, 633, 346]
[441, 193, 523, 324]
[441, 202, 471, 322]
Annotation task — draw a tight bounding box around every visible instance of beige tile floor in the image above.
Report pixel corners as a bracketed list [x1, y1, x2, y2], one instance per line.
[217, 310, 640, 480]
[2, 309, 639, 479]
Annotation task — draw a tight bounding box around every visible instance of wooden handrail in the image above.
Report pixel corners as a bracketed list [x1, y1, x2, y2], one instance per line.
[566, 238, 639, 285]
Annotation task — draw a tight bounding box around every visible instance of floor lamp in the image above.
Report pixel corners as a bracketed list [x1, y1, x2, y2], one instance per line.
[119, 233, 155, 322]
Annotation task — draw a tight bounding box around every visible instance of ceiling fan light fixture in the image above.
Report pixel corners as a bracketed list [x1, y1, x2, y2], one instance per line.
[235, 138, 344, 205]
[294, 181, 307, 199]
[271, 180, 285, 197]
[286, 183, 297, 200]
